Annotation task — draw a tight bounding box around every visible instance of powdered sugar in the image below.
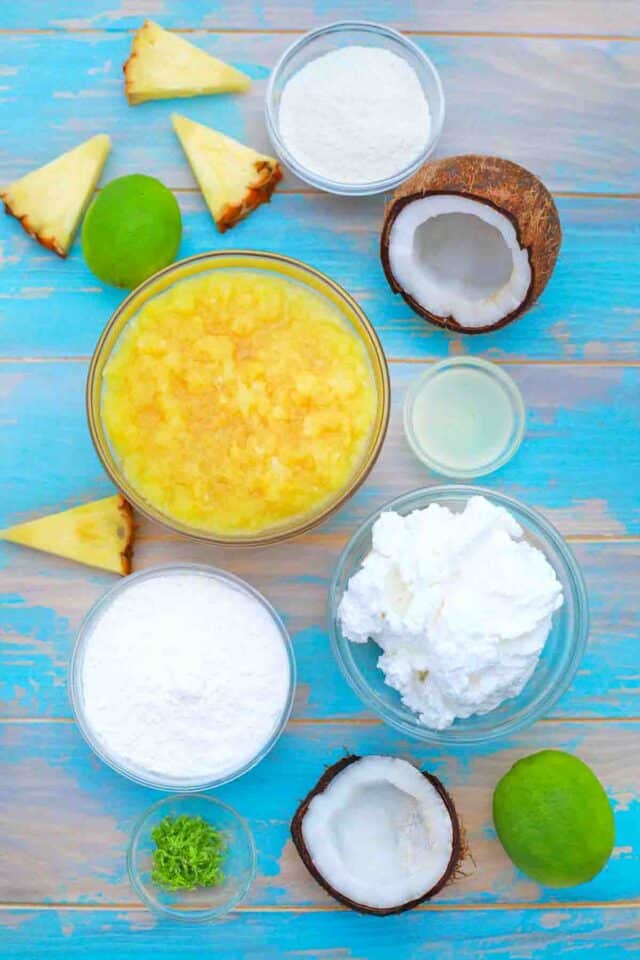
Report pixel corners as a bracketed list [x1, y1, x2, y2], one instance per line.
[278, 46, 430, 184]
[79, 569, 291, 783]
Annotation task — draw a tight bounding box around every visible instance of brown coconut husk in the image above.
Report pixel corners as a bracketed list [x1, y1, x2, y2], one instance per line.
[380, 155, 561, 334]
[290, 755, 465, 916]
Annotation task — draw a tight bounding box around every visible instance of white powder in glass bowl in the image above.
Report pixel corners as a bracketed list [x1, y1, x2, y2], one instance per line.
[278, 46, 431, 184]
[76, 568, 292, 785]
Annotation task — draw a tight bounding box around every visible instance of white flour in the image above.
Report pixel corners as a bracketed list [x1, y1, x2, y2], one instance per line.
[338, 496, 563, 729]
[80, 570, 291, 781]
[278, 46, 430, 184]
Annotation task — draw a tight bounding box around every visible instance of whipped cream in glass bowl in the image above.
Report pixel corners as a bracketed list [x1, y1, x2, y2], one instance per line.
[329, 486, 588, 745]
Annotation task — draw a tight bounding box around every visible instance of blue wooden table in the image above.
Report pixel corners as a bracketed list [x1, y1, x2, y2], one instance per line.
[1, 2, 639, 956]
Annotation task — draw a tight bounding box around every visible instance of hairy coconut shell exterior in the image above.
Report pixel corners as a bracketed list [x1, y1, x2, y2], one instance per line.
[291, 755, 464, 916]
[380, 155, 562, 334]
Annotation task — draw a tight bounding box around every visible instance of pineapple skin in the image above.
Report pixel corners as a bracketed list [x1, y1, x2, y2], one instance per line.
[172, 113, 282, 232]
[217, 159, 283, 233]
[124, 20, 251, 105]
[1, 495, 134, 575]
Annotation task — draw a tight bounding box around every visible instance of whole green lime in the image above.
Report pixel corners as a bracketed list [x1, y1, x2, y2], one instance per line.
[82, 174, 182, 289]
[493, 750, 614, 888]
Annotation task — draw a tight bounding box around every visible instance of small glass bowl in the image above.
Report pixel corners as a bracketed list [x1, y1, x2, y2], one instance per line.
[86, 251, 390, 546]
[69, 563, 296, 791]
[329, 486, 589, 746]
[127, 794, 256, 922]
[265, 21, 445, 195]
[404, 357, 526, 479]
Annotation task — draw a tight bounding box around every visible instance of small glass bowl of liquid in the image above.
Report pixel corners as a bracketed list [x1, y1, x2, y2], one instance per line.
[404, 356, 525, 478]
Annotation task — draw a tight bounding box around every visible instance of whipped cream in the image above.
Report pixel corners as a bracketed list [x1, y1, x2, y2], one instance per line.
[338, 496, 563, 729]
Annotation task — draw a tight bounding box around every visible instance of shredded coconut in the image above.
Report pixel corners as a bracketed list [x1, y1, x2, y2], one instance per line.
[278, 46, 430, 184]
[338, 496, 563, 729]
[80, 570, 291, 781]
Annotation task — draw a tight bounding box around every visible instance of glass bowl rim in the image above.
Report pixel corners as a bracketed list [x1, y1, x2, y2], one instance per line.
[86, 250, 390, 546]
[403, 357, 526, 479]
[329, 484, 589, 746]
[68, 562, 296, 790]
[126, 792, 257, 922]
[265, 19, 446, 196]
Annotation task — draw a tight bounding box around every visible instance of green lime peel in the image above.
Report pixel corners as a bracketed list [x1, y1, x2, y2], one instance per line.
[151, 814, 227, 891]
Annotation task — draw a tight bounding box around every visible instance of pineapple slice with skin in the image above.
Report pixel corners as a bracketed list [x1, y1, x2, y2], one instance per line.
[0, 134, 111, 257]
[172, 113, 282, 232]
[0, 495, 134, 575]
[124, 20, 250, 105]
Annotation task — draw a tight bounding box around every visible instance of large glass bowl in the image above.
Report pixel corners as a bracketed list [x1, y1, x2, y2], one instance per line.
[265, 21, 445, 196]
[329, 486, 589, 745]
[86, 251, 390, 545]
[69, 563, 296, 790]
[127, 794, 256, 922]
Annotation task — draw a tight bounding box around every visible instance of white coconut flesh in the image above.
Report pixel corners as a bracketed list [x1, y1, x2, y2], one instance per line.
[387, 194, 532, 329]
[301, 756, 454, 910]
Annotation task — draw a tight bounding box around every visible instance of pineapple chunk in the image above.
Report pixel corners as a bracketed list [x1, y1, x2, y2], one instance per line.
[101, 271, 377, 536]
[124, 20, 250, 105]
[0, 134, 111, 257]
[172, 113, 282, 232]
[0, 495, 134, 575]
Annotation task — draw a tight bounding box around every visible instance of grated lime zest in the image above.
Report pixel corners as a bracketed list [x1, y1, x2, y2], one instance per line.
[151, 814, 227, 891]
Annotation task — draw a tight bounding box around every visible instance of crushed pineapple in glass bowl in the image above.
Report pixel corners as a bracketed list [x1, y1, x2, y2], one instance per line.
[87, 251, 390, 545]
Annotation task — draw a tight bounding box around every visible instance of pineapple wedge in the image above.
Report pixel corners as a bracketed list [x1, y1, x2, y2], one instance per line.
[124, 20, 250, 105]
[172, 113, 282, 232]
[0, 134, 111, 257]
[0, 495, 134, 575]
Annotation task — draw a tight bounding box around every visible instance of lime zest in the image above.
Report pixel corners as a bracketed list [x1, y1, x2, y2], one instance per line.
[151, 814, 227, 891]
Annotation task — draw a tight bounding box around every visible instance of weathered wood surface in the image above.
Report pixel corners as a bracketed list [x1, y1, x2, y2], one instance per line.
[3, 906, 639, 960]
[1, 361, 639, 720]
[1, 34, 639, 194]
[1, 195, 639, 361]
[3, 0, 640, 36]
[1, 0, 639, 956]
[2, 361, 638, 537]
[1, 535, 639, 722]
[1, 719, 639, 907]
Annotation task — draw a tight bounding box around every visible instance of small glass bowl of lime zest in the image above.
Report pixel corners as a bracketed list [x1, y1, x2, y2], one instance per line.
[127, 794, 256, 922]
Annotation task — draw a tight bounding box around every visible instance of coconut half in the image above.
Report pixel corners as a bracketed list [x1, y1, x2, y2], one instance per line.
[291, 755, 462, 915]
[380, 155, 561, 334]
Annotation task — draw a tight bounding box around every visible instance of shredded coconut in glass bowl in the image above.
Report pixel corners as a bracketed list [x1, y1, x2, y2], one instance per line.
[278, 45, 431, 185]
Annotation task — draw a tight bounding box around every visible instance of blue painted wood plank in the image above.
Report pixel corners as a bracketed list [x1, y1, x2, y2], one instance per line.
[1, 361, 637, 536]
[0, 6, 638, 950]
[1, 362, 637, 722]
[1, 195, 638, 362]
[0, 720, 637, 906]
[0, 34, 638, 193]
[1, 539, 637, 722]
[1, 0, 638, 35]
[3, 905, 640, 959]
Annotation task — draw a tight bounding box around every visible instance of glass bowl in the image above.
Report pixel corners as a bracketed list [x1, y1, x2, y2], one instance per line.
[404, 357, 526, 479]
[265, 21, 445, 195]
[127, 794, 256, 922]
[329, 486, 588, 746]
[69, 563, 296, 790]
[86, 251, 390, 545]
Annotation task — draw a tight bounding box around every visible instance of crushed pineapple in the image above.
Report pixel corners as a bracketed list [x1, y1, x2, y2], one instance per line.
[102, 270, 377, 535]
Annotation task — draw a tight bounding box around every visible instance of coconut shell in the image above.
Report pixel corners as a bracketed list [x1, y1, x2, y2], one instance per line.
[290, 755, 464, 916]
[380, 155, 562, 334]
